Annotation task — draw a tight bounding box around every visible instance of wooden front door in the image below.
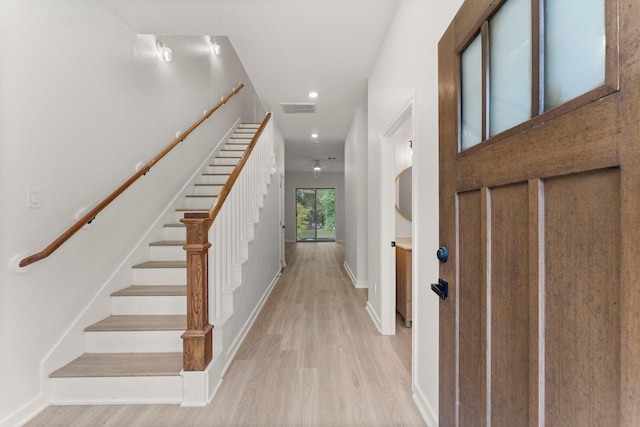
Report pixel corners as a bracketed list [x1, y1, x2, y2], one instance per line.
[437, 0, 640, 426]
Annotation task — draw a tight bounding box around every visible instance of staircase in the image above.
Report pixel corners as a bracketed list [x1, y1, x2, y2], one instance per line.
[48, 123, 262, 404]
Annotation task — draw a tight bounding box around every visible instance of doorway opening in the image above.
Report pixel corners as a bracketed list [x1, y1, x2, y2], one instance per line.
[295, 188, 336, 242]
[379, 98, 415, 336]
[379, 97, 415, 393]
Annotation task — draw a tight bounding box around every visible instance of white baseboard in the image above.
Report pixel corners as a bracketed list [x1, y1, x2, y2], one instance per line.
[365, 301, 382, 333]
[0, 394, 47, 427]
[343, 262, 356, 286]
[343, 262, 368, 289]
[413, 383, 438, 427]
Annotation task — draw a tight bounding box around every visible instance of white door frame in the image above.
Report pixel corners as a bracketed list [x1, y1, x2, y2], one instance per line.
[379, 96, 415, 336]
[279, 172, 286, 268]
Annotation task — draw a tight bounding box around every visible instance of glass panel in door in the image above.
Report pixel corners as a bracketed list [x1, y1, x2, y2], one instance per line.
[489, 0, 532, 136]
[544, 0, 606, 110]
[461, 34, 483, 151]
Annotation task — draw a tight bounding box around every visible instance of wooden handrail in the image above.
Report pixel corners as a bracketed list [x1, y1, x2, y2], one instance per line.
[184, 112, 272, 222]
[19, 84, 245, 268]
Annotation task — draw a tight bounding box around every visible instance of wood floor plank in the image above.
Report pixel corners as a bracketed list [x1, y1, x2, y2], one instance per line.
[26, 243, 423, 427]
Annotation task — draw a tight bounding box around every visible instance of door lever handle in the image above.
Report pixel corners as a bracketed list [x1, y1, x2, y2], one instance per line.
[431, 278, 448, 300]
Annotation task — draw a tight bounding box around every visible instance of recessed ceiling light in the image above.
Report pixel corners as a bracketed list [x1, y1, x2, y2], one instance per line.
[315, 140, 319, 144]
[311, 133, 318, 139]
[308, 91, 319, 99]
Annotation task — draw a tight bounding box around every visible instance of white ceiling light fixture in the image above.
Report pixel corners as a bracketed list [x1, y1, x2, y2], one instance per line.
[311, 133, 318, 139]
[210, 39, 221, 55]
[308, 91, 319, 99]
[313, 160, 322, 177]
[156, 41, 172, 62]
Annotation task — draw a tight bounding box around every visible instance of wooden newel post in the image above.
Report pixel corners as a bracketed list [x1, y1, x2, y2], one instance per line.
[181, 215, 214, 371]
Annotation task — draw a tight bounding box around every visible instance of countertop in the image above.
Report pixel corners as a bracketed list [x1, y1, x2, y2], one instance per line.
[396, 237, 412, 250]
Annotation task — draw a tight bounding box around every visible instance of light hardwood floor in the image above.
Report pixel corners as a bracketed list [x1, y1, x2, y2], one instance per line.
[25, 242, 424, 427]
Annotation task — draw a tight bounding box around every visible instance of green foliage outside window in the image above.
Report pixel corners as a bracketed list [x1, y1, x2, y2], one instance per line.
[296, 188, 335, 241]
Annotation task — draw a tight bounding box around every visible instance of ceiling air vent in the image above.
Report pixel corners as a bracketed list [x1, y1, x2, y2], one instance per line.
[280, 103, 316, 113]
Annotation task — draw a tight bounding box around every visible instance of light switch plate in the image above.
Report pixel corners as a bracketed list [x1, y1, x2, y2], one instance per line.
[28, 188, 42, 208]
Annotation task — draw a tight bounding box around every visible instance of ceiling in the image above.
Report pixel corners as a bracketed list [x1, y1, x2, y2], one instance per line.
[104, 0, 400, 173]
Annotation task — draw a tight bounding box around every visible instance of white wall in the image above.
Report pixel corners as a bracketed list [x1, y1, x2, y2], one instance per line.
[344, 106, 369, 287]
[366, 0, 463, 425]
[0, 0, 264, 424]
[284, 172, 345, 243]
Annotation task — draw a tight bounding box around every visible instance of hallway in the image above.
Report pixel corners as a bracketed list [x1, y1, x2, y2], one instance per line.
[26, 243, 424, 426]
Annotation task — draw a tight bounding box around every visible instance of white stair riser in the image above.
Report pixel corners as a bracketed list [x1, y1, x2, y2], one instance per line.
[111, 295, 186, 315]
[229, 138, 251, 150]
[200, 174, 230, 185]
[192, 185, 222, 196]
[184, 196, 216, 210]
[205, 165, 235, 174]
[150, 245, 185, 260]
[231, 133, 255, 138]
[224, 144, 249, 151]
[163, 226, 185, 241]
[50, 376, 182, 404]
[212, 157, 240, 166]
[133, 267, 185, 285]
[218, 151, 244, 158]
[85, 330, 183, 353]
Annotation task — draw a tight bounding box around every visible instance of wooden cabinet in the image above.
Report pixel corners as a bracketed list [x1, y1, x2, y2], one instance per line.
[395, 240, 412, 328]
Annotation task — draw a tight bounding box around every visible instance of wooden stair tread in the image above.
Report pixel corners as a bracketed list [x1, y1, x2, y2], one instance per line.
[132, 260, 186, 269]
[185, 195, 217, 198]
[111, 285, 186, 297]
[148, 240, 185, 247]
[163, 223, 185, 227]
[85, 315, 186, 331]
[50, 352, 183, 378]
[194, 183, 223, 187]
[175, 208, 209, 212]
